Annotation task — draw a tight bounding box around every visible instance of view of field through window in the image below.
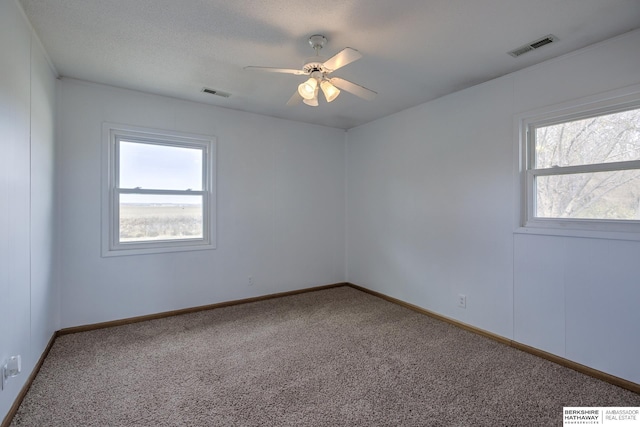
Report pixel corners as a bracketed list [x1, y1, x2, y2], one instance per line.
[118, 141, 205, 243]
[119, 195, 203, 242]
[534, 107, 640, 220]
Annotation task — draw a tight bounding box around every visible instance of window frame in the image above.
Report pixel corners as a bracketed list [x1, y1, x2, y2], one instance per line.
[516, 85, 640, 237]
[101, 123, 217, 257]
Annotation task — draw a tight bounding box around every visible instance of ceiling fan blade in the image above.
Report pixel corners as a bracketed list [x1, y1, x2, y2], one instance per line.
[244, 66, 307, 75]
[322, 48, 363, 72]
[286, 90, 303, 106]
[330, 77, 377, 101]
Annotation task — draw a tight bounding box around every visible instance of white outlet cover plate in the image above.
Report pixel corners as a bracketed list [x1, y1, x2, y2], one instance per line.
[458, 294, 466, 308]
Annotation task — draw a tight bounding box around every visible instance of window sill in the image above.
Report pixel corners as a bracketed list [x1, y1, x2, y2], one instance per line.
[514, 225, 640, 242]
[101, 241, 216, 257]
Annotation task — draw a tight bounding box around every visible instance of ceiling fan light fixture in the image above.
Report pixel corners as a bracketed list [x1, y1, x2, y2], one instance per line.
[303, 87, 319, 106]
[298, 78, 318, 100]
[303, 97, 319, 107]
[320, 80, 340, 102]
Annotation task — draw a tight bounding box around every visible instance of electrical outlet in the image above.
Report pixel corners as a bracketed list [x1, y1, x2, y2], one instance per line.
[248, 276, 254, 286]
[1, 355, 21, 390]
[458, 294, 466, 309]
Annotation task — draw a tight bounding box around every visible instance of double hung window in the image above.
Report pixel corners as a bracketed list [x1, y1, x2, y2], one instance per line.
[520, 90, 640, 233]
[102, 123, 216, 256]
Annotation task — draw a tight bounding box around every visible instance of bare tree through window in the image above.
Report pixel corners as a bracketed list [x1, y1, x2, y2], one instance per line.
[534, 108, 640, 220]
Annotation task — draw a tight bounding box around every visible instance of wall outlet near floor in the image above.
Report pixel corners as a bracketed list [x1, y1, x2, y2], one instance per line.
[248, 276, 254, 286]
[1, 355, 22, 390]
[457, 294, 466, 309]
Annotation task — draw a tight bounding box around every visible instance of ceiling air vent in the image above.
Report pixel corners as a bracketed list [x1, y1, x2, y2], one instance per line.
[201, 88, 231, 98]
[508, 34, 557, 58]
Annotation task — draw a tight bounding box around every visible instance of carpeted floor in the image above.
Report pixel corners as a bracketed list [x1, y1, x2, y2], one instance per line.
[10, 286, 640, 426]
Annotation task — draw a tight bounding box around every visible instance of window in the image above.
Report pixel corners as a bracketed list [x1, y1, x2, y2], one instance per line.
[102, 123, 216, 256]
[519, 88, 640, 234]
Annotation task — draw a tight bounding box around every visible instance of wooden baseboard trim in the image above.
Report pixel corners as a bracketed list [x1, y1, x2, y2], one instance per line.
[347, 282, 640, 395]
[347, 283, 512, 346]
[58, 282, 348, 336]
[511, 341, 640, 394]
[1, 332, 57, 427]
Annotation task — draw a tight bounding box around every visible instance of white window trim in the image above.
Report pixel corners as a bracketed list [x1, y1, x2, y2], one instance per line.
[514, 83, 640, 241]
[101, 122, 217, 257]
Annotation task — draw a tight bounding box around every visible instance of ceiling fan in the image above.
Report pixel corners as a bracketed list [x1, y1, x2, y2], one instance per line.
[244, 35, 377, 107]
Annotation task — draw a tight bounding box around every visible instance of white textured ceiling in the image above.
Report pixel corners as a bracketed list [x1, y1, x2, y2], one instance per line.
[19, 0, 640, 129]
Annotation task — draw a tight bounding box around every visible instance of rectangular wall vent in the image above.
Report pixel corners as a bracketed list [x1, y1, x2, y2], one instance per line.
[201, 88, 231, 98]
[508, 34, 557, 58]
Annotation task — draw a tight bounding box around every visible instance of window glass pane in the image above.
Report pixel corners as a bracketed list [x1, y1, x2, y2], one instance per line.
[535, 108, 640, 169]
[119, 141, 203, 190]
[535, 170, 640, 220]
[119, 194, 203, 242]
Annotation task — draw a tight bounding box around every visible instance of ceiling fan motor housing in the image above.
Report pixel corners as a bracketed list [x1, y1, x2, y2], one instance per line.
[304, 35, 329, 73]
[302, 59, 328, 74]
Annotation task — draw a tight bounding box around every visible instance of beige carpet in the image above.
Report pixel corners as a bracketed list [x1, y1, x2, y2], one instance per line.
[11, 286, 640, 426]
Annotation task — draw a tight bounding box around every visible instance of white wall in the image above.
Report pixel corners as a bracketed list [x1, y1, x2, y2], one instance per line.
[30, 25, 59, 368]
[0, 0, 58, 422]
[57, 79, 346, 328]
[346, 30, 640, 383]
